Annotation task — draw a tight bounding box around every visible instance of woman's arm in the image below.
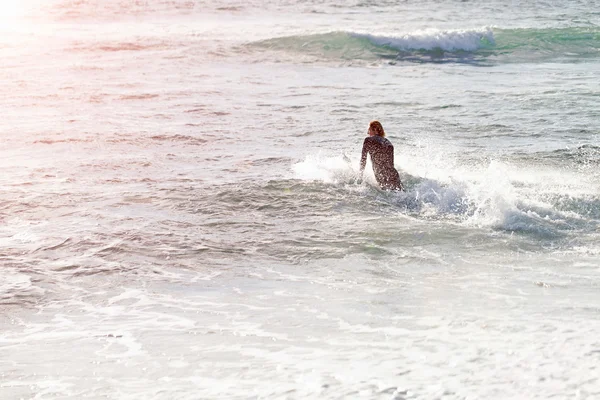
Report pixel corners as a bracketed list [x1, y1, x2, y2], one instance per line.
[359, 138, 369, 175]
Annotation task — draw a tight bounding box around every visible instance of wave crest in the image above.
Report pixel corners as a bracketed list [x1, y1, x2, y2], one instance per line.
[352, 28, 495, 52]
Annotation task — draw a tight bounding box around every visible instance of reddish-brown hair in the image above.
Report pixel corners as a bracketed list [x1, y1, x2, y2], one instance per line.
[369, 120, 385, 137]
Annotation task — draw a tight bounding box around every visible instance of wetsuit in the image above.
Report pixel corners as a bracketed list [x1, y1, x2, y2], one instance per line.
[360, 135, 403, 190]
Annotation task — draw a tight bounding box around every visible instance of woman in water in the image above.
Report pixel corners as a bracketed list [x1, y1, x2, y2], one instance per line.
[359, 120, 404, 191]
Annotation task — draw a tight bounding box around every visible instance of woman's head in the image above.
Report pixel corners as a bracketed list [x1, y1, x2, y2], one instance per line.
[368, 120, 385, 137]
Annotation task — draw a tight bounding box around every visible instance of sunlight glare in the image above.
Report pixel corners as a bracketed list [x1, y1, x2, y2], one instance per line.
[0, 1, 26, 19]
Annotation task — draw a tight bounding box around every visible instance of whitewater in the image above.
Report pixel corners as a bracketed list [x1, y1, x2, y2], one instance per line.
[1, 0, 600, 399]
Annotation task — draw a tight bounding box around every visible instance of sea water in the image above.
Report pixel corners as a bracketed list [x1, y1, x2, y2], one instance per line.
[1, 1, 600, 399]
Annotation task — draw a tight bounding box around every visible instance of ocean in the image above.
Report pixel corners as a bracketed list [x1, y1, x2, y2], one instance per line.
[1, 0, 600, 399]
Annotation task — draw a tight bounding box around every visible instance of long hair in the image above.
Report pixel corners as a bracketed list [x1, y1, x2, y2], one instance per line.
[369, 120, 385, 137]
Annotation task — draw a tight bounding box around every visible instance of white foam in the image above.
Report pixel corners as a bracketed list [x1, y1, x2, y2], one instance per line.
[351, 27, 495, 52]
[292, 146, 600, 240]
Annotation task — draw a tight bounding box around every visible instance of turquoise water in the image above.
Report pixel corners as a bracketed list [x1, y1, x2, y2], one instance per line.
[1, 1, 600, 399]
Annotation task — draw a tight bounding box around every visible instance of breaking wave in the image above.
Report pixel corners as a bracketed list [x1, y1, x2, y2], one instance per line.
[251, 27, 600, 64]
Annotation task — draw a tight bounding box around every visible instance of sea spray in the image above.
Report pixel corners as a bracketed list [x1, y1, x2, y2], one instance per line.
[292, 151, 360, 184]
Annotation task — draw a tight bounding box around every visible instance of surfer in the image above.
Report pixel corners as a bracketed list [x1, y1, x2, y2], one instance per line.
[359, 120, 403, 191]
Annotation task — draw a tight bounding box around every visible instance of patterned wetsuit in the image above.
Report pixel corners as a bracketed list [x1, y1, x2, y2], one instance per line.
[360, 136, 403, 191]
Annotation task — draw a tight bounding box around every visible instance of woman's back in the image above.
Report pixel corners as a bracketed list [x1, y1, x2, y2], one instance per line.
[362, 136, 395, 174]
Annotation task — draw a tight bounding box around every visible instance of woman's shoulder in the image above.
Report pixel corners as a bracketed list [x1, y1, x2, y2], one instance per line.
[364, 136, 393, 146]
[374, 136, 392, 145]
